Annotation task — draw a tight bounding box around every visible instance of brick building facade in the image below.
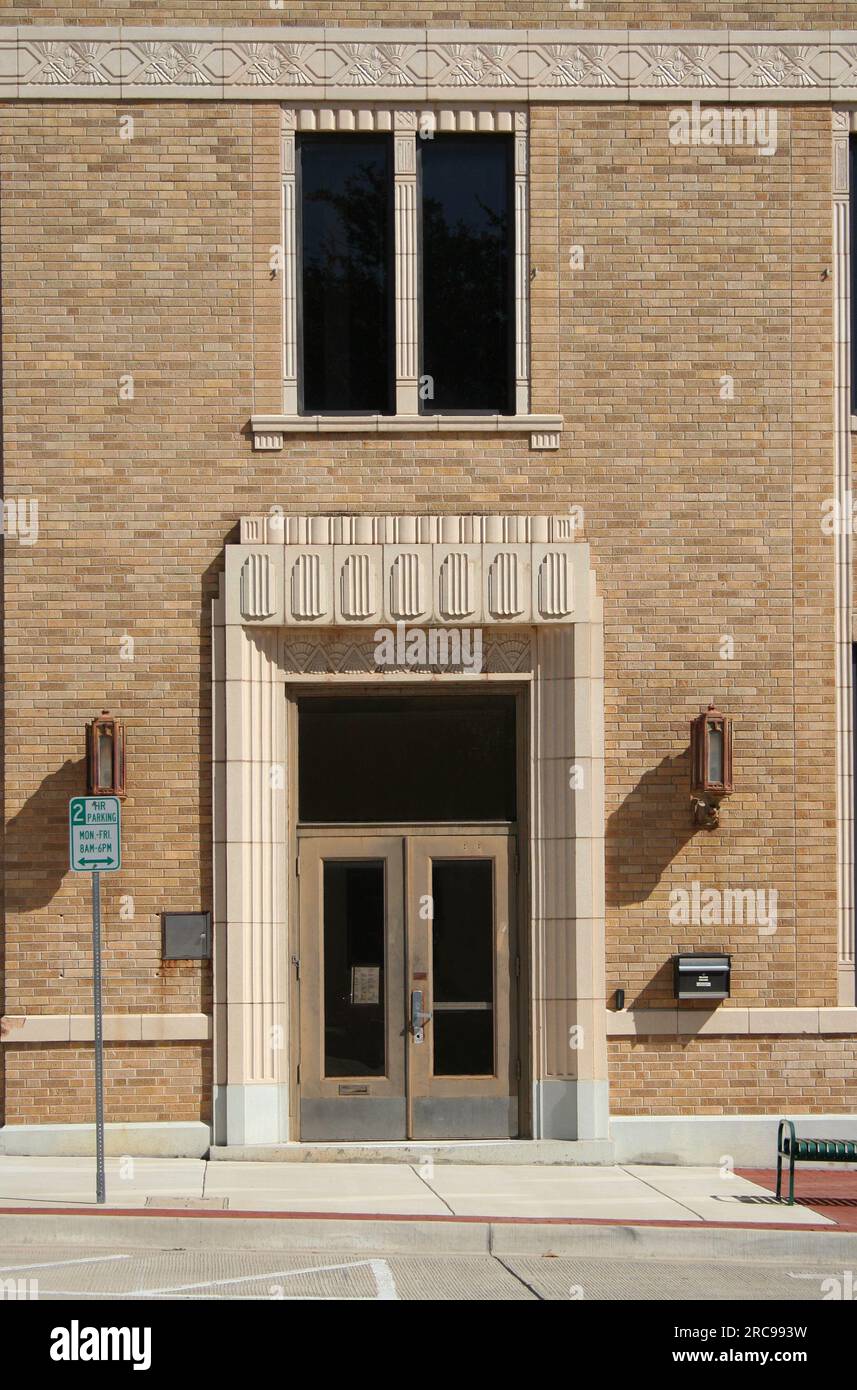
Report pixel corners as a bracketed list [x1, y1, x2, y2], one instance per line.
[1, 3, 855, 1162]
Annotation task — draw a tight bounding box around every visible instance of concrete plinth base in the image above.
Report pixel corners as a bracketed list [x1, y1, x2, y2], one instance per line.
[534, 1079, 610, 1141]
[208, 1139, 616, 1164]
[0, 1122, 211, 1159]
[611, 1114, 857, 1167]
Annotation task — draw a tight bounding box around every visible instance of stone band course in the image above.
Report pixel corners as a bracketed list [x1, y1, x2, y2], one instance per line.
[2, 28, 857, 102]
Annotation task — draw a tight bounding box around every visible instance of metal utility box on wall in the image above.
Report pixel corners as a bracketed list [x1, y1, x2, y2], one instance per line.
[162, 912, 211, 960]
[674, 952, 731, 1001]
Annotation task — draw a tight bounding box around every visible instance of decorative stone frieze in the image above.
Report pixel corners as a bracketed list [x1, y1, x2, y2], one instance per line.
[278, 628, 533, 676]
[5, 28, 857, 102]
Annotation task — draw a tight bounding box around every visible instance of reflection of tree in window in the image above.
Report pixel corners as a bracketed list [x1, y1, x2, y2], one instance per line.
[421, 136, 513, 414]
[300, 136, 393, 414]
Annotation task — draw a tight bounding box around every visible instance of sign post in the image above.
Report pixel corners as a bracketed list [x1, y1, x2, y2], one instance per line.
[69, 796, 121, 1205]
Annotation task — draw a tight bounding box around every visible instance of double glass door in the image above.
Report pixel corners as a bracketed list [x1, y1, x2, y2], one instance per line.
[297, 831, 517, 1140]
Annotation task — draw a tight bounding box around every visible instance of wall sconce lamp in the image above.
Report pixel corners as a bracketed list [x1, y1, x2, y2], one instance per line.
[690, 702, 732, 829]
[86, 710, 126, 798]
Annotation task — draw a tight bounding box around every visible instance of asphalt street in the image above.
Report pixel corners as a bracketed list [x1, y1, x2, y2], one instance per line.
[1, 1242, 853, 1301]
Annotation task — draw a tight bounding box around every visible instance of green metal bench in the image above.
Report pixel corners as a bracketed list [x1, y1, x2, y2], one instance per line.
[776, 1119, 857, 1205]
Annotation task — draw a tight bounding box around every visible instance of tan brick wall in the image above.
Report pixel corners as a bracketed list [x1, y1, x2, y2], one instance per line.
[0, 101, 268, 1033]
[0, 94, 843, 1124]
[0, 4, 851, 30]
[532, 102, 837, 1012]
[5, 1043, 210, 1124]
[610, 1037, 857, 1114]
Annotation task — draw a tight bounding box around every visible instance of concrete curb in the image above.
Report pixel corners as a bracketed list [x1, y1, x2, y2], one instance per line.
[0, 1212, 490, 1255]
[488, 1223, 857, 1260]
[2, 1211, 856, 1259]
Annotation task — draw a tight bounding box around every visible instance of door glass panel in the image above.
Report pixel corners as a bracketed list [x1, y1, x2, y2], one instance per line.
[431, 860, 494, 1076]
[323, 860, 386, 1077]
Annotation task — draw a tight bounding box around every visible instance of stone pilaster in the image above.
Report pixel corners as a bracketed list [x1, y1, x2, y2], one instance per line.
[531, 586, 607, 1140]
[216, 556, 290, 1144]
[833, 110, 855, 1006]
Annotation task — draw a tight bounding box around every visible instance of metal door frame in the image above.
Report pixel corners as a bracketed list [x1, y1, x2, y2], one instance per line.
[287, 682, 530, 1142]
[295, 826, 517, 1140]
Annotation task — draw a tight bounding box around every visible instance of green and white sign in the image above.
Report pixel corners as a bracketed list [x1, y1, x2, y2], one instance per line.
[69, 796, 121, 872]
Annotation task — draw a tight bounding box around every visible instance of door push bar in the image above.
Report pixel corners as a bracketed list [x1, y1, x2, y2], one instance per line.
[410, 989, 433, 1043]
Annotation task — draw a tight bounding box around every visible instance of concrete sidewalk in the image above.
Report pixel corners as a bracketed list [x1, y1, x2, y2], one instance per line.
[0, 1156, 838, 1226]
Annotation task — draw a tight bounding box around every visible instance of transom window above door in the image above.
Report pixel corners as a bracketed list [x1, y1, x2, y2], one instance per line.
[258, 105, 566, 448]
[297, 692, 518, 825]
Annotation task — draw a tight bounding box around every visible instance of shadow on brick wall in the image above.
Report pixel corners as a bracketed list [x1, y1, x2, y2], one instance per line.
[4, 758, 86, 912]
[606, 749, 695, 908]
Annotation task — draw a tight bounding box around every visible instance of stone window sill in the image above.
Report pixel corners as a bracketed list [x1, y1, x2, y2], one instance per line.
[250, 414, 563, 451]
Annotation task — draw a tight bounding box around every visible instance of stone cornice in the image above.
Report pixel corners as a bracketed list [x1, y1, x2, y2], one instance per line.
[228, 513, 589, 627]
[2, 27, 857, 102]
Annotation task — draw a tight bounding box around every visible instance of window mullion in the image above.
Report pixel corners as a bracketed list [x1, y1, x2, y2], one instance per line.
[394, 119, 419, 416]
[282, 113, 298, 415]
[515, 118, 529, 416]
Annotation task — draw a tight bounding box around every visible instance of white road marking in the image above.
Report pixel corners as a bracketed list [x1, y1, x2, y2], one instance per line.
[30, 1291, 387, 1301]
[0, 1254, 131, 1273]
[0, 1251, 399, 1300]
[124, 1257, 399, 1300]
[368, 1258, 398, 1300]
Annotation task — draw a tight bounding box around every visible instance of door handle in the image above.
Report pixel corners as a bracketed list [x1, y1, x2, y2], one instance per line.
[411, 989, 432, 1042]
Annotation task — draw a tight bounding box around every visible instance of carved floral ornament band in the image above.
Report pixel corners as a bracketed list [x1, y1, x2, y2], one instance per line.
[227, 514, 589, 628]
[4, 28, 857, 102]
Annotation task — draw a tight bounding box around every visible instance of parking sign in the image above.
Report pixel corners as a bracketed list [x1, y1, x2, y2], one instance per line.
[69, 796, 121, 872]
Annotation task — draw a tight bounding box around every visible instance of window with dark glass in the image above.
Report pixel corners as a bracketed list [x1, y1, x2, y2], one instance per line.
[298, 693, 517, 824]
[299, 134, 394, 414]
[419, 134, 514, 415]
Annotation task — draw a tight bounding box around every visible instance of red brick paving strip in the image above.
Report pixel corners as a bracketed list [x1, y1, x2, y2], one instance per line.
[737, 1169, 857, 1231]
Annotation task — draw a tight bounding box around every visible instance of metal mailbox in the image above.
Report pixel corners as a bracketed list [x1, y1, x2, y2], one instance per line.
[673, 952, 731, 1001]
[162, 911, 211, 960]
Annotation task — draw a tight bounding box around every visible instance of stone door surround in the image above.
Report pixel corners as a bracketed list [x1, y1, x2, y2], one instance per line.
[212, 513, 606, 1146]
